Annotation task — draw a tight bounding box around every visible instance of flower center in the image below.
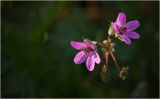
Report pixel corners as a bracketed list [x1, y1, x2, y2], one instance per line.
[84, 47, 94, 56]
[117, 25, 127, 35]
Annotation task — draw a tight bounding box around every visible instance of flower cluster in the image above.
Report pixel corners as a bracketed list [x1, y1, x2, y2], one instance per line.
[70, 12, 140, 80]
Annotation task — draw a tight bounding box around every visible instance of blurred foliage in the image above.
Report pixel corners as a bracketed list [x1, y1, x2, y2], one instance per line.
[1, 1, 159, 98]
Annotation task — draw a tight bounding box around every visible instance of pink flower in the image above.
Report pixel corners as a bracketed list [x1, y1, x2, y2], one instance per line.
[112, 12, 140, 45]
[71, 41, 101, 71]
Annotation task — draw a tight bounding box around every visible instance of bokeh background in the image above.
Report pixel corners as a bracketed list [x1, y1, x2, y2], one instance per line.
[1, 1, 159, 98]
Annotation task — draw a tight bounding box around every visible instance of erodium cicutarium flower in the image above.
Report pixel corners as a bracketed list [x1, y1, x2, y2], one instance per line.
[70, 12, 140, 80]
[112, 12, 140, 45]
[71, 41, 100, 71]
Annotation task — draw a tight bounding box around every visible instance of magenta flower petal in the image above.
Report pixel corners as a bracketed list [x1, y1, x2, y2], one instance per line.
[111, 23, 118, 32]
[116, 12, 126, 26]
[125, 31, 140, 39]
[74, 51, 87, 64]
[121, 34, 131, 45]
[125, 20, 140, 31]
[86, 56, 95, 71]
[93, 51, 101, 64]
[71, 41, 86, 50]
[84, 41, 95, 49]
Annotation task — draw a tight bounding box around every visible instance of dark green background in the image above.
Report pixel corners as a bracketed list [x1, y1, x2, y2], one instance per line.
[1, 1, 159, 98]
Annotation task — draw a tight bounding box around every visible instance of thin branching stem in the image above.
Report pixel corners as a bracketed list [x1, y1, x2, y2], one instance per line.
[105, 52, 109, 69]
[110, 51, 121, 72]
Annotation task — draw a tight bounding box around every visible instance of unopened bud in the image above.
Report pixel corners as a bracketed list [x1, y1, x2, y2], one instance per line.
[103, 40, 108, 44]
[119, 67, 129, 80]
[108, 25, 115, 36]
[100, 65, 110, 82]
[92, 41, 97, 44]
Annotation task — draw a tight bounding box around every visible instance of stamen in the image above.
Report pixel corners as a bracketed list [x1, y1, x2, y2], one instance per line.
[117, 25, 127, 35]
[84, 48, 94, 56]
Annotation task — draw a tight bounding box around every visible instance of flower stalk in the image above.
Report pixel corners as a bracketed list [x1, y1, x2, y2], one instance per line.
[110, 51, 121, 72]
[105, 52, 109, 69]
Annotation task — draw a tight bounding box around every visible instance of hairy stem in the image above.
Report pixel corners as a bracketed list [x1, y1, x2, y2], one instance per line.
[110, 50, 121, 72]
[105, 52, 109, 69]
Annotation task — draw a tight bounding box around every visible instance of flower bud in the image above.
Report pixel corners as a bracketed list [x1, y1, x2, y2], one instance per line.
[100, 65, 110, 82]
[102, 40, 115, 52]
[108, 25, 115, 36]
[91, 41, 97, 44]
[119, 67, 129, 80]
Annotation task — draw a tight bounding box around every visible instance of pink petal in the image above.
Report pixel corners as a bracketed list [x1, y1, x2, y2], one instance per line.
[86, 56, 95, 71]
[71, 41, 86, 50]
[111, 22, 118, 32]
[93, 51, 100, 64]
[125, 31, 140, 39]
[74, 51, 87, 64]
[125, 20, 140, 31]
[121, 34, 131, 45]
[84, 41, 94, 49]
[116, 12, 126, 26]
